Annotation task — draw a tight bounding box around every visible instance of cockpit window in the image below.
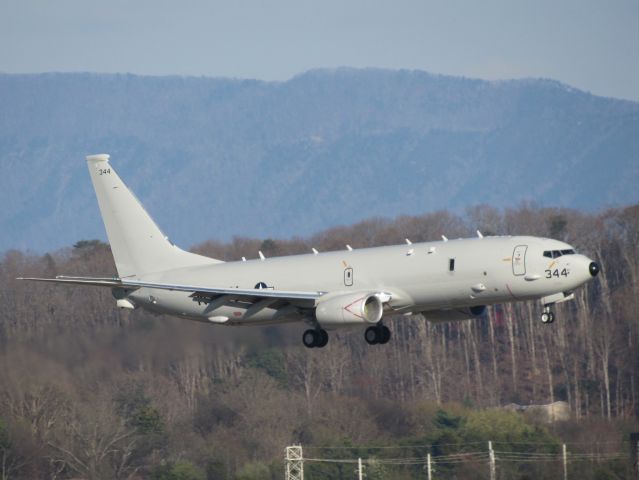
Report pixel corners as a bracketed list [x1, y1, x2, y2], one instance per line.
[543, 249, 576, 258]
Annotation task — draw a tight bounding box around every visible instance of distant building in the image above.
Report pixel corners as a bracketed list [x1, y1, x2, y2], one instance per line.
[503, 401, 570, 422]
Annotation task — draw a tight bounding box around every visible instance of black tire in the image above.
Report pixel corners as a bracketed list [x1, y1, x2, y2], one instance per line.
[548, 312, 555, 324]
[365, 326, 379, 345]
[541, 312, 551, 324]
[379, 325, 391, 344]
[303, 329, 317, 348]
[317, 329, 329, 348]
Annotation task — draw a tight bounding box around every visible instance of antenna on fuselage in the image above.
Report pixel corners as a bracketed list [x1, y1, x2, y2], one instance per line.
[442, 235, 449, 242]
[346, 245, 353, 251]
[476, 230, 484, 239]
[258, 251, 265, 261]
[241, 256, 246, 262]
[405, 238, 412, 245]
[312, 248, 319, 255]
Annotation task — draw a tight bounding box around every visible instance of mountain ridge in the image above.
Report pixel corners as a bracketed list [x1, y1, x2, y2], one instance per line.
[1, 68, 638, 252]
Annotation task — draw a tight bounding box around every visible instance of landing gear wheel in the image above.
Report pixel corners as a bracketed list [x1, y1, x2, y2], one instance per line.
[365, 325, 391, 345]
[365, 326, 379, 345]
[541, 312, 555, 324]
[317, 329, 329, 348]
[379, 325, 391, 344]
[303, 329, 318, 348]
[303, 329, 329, 348]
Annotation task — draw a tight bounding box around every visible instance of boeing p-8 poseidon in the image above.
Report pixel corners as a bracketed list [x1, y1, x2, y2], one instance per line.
[20, 154, 600, 348]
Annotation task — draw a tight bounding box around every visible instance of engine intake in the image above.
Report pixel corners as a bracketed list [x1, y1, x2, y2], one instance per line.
[316, 292, 384, 326]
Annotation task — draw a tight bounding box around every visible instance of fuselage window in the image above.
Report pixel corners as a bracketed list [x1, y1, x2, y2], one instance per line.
[561, 249, 575, 255]
[543, 251, 552, 258]
[552, 250, 561, 258]
[449, 258, 455, 272]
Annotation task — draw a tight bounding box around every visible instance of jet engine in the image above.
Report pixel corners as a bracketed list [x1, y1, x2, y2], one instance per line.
[423, 305, 486, 323]
[315, 292, 384, 326]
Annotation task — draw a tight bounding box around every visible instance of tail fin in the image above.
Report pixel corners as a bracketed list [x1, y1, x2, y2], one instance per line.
[86, 154, 220, 278]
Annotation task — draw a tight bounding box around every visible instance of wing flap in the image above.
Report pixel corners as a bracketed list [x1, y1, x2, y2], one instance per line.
[121, 279, 323, 302]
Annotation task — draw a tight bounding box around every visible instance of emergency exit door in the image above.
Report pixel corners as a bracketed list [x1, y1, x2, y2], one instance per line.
[344, 267, 353, 286]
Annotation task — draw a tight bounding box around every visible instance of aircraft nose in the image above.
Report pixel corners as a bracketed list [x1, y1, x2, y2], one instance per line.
[589, 262, 600, 277]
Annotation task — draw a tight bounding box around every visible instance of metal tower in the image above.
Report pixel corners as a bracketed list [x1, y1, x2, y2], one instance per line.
[285, 445, 304, 480]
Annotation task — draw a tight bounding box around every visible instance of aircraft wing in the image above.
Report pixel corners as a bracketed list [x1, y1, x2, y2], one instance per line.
[18, 276, 324, 302]
[18, 276, 124, 287]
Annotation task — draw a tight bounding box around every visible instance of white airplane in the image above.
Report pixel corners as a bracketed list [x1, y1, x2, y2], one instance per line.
[20, 154, 600, 348]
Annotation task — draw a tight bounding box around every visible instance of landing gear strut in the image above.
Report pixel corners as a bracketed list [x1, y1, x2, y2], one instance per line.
[541, 305, 555, 324]
[302, 328, 329, 348]
[364, 324, 391, 345]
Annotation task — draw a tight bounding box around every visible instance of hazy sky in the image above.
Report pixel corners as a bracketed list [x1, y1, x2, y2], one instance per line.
[2, 0, 638, 101]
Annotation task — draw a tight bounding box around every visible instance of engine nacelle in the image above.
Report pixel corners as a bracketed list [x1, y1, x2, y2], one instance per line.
[315, 292, 384, 326]
[424, 305, 486, 323]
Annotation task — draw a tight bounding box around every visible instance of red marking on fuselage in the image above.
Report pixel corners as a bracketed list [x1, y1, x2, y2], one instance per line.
[344, 296, 366, 320]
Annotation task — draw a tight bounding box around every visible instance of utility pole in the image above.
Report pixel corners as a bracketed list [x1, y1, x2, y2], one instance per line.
[426, 453, 432, 480]
[630, 433, 639, 479]
[562, 443, 568, 480]
[357, 457, 364, 480]
[488, 441, 496, 480]
[285, 445, 303, 480]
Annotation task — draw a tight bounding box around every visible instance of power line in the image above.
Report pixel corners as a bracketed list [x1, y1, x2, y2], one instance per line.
[304, 440, 622, 450]
[289, 440, 632, 479]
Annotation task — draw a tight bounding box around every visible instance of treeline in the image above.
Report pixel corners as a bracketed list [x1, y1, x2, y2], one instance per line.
[0, 205, 637, 479]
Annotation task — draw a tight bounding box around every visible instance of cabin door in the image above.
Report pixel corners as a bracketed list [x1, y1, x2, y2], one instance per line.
[512, 245, 527, 276]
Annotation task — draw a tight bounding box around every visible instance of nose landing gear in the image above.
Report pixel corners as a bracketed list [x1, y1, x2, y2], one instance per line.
[541, 306, 555, 324]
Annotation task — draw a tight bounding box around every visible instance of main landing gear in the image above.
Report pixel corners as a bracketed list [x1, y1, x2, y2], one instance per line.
[365, 324, 391, 345]
[541, 305, 555, 324]
[303, 324, 393, 348]
[303, 328, 329, 348]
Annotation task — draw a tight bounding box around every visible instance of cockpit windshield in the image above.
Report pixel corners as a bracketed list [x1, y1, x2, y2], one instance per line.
[543, 249, 576, 258]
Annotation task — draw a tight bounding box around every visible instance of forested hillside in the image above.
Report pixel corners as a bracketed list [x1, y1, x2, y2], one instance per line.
[1, 205, 637, 479]
[1, 69, 639, 252]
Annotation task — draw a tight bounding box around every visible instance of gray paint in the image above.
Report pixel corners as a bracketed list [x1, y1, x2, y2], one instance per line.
[22, 155, 598, 335]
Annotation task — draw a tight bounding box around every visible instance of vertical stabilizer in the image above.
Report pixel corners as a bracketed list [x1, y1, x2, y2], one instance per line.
[86, 154, 220, 278]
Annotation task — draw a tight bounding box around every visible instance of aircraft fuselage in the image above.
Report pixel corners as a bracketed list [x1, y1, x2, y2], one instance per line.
[129, 235, 596, 326]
